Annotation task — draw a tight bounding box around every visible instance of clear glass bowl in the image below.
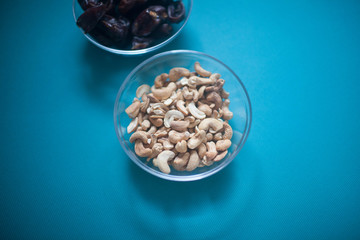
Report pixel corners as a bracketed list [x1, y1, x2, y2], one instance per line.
[72, 0, 193, 55]
[114, 50, 252, 181]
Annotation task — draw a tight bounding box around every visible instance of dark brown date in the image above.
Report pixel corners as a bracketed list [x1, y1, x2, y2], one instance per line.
[77, 3, 107, 33]
[167, 1, 185, 23]
[98, 15, 130, 44]
[89, 28, 115, 46]
[132, 5, 167, 37]
[117, 0, 148, 15]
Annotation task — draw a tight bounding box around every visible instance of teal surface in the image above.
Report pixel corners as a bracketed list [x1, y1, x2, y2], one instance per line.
[1, 0, 360, 239]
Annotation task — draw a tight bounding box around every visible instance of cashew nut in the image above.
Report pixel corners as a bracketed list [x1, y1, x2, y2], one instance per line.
[175, 89, 184, 101]
[141, 120, 151, 131]
[156, 150, 175, 174]
[212, 109, 222, 119]
[182, 86, 194, 100]
[147, 126, 157, 135]
[154, 127, 168, 138]
[149, 117, 163, 127]
[135, 140, 152, 157]
[185, 116, 195, 122]
[147, 143, 163, 161]
[170, 120, 190, 132]
[192, 90, 200, 102]
[138, 112, 143, 124]
[150, 102, 169, 112]
[197, 143, 207, 159]
[176, 100, 188, 115]
[197, 103, 212, 117]
[140, 96, 150, 113]
[163, 91, 178, 106]
[175, 140, 188, 153]
[172, 152, 190, 171]
[125, 99, 141, 118]
[154, 73, 168, 88]
[194, 125, 201, 134]
[198, 85, 206, 99]
[213, 132, 223, 141]
[216, 139, 232, 151]
[188, 119, 200, 128]
[206, 132, 213, 141]
[168, 130, 190, 144]
[148, 113, 164, 119]
[198, 118, 224, 133]
[188, 102, 206, 119]
[147, 93, 160, 103]
[194, 61, 212, 77]
[206, 91, 222, 110]
[130, 131, 149, 144]
[152, 109, 165, 116]
[158, 138, 174, 150]
[127, 117, 139, 134]
[177, 77, 189, 88]
[136, 84, 151, 98]
[214, 150, 228, 162]
[205, 141, 217, 161]
[222, 99, 233, 120]
[184, 115, 199, 128]
[222, 122, 233, 140]
[210, 73, 221, 82]
[202, 135, 208, 144]
[164, 110, 184, 128]
[186, 150, 200, 171]
[151, 82, 177, 100]
[169, 67, 190, 82]
[205, 79, 225, 93]
[188, 76, 215, 87]
[187, 130, 206, 149]
[163, 98, 173, 106]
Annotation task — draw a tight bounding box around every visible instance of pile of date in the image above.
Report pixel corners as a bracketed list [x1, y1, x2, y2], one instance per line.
[76, 0, 186, 50]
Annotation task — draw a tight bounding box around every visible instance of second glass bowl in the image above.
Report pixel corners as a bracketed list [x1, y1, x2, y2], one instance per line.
[114, 50, 252, 181]
[72, 0, 193, 55]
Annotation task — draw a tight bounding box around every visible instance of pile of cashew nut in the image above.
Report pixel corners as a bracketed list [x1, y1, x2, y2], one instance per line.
[125, 62, 233, 174]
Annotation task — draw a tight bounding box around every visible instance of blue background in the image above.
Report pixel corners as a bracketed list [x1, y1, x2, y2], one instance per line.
[1, 0, 360, 239]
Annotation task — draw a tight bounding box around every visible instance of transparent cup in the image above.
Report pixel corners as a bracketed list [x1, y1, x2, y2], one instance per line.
[72, 0, 193, 55]
[114, 50, 252, 181]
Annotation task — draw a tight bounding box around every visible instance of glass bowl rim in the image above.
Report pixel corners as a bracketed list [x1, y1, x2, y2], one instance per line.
[114, 50, 252, 181]
[72, 0, 193, 55]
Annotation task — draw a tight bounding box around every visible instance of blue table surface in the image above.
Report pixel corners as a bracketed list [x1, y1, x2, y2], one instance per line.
[1, 0, 360, 239]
